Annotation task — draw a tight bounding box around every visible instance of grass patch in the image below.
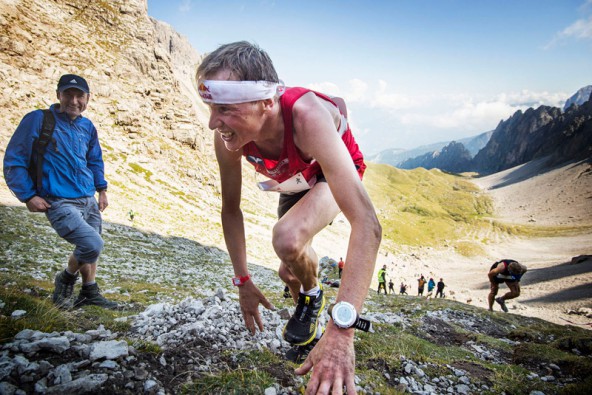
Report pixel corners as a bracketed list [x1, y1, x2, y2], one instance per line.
[128, 162, 153, 181]
[453, 241, 486, 257]
[182, 368, 275, 394]
[0, 288, 73, 342]
[364, 163, 496, 247]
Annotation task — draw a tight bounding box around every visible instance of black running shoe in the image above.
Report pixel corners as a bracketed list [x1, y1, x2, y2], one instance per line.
[283, 288, 325, 346]
[52, 270, 78, 309]
[285, 336, 319, 363]
[74, 283, 119, 310]
[495, 297, 508, 312]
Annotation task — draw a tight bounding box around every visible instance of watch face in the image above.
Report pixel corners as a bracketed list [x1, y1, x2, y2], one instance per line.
[334, 303, 356, 327]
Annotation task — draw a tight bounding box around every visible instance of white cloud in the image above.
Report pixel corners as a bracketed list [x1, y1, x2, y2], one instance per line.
[306, 79, 368, 103]
[545, 15, 592, 48]
[397, 90, 567, 132]
[179, 0, 192, 12]
[371, 80, 418, 110]
[306, 82, 341, 96]
[306, 79, 568, 140]
[344, 79, 368, 102]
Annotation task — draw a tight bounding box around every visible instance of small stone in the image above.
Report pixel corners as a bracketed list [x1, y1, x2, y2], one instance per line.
[264, 387, 277, 395]
[11, 310, 27, 319]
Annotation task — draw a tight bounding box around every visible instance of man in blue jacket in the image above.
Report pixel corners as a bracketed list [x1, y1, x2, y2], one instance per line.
[3, 74, 117, 310]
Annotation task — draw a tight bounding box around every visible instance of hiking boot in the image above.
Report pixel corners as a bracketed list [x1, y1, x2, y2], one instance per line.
[495, 297, 508, 312]
[74, 283, 118, 310]
[283, 288, 325, 346]
[285, 336, 320, 363]
[52, 270, 78, 309]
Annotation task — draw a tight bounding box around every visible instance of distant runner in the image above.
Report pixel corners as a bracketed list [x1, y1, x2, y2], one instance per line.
[487, 259, 528, 312]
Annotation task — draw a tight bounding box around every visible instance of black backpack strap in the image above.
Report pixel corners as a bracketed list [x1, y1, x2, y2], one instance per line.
[32, 109, 56, 193]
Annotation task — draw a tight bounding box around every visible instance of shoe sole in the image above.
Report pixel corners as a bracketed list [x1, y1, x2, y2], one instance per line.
[283, 295, 326, 346]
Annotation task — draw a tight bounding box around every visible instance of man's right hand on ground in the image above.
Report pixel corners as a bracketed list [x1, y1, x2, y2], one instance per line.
[237, 280, 274, 334]
[26, 196, 51, 212]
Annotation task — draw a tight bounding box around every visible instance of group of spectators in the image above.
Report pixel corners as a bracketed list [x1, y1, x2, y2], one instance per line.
[417, 275, 446, 298]
[376, 266, 446, 298]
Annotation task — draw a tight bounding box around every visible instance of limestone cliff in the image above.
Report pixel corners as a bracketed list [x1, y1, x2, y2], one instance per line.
[0, 0, 279, 261]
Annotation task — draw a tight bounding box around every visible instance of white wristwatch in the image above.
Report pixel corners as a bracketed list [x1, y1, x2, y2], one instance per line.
[329, 301, 373, 332]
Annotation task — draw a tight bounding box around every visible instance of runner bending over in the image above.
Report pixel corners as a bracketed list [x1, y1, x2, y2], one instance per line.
[488, 259, 527, 312]
[196, 41, 381, 394]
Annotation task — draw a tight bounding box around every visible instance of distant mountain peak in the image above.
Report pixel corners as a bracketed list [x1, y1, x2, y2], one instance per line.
[564, 85, 592, 111]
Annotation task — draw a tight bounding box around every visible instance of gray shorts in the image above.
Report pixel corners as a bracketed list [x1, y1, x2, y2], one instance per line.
[45, 197, 104, 264]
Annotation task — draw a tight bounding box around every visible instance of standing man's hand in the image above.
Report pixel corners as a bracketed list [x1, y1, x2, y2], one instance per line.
[237, 280, 274, 334]
[25, 196, 51, 212]
[98, 191, 108, 212]
[296, 323, 357, 395]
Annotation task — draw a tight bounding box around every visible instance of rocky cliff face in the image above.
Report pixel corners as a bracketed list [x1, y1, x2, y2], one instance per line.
[473, 96, 592, 174]
[0, 0, 279, 260]
[399, 141, 472, 173]
[564, 85, 592, 111]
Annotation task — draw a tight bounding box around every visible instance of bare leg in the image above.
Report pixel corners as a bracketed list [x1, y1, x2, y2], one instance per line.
[273, 183, 339, 292]
[501, 282, 521, 300]
[488, 282, 499, 311]
[279, 262, 301, 304]
[68, 254, 97, 284]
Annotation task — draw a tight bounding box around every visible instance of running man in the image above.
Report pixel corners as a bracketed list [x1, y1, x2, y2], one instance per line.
[488, 259, 527, 312]
[196, 41, 381, 393]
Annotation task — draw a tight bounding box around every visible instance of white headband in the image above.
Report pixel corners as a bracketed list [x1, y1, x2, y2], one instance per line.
[198, 80, 285, 104]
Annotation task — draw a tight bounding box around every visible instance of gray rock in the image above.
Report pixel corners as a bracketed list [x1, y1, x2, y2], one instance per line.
[135, 366, 149, 380]
[459, 375, 471, 385]
[14, 329, 38, 340]
[90, 340, 129, 361]
[38, 336, 71, 353]
[52, 364, 73, 385]
[45, 373, 108, 394]
[456, 384, 471, 394]
[144, 379, 158, 392]
[99, 360, 119, 369]
[0, 360, 15, 381]
[264, 387, 277, 395]
[0, 382, 19, 395]
[11, 310, 27, 319]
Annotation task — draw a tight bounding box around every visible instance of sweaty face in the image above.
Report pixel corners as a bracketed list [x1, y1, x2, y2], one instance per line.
[203, 70, 265, 152]
[208, 101, 264, 151]
[57, 88, 89, 119]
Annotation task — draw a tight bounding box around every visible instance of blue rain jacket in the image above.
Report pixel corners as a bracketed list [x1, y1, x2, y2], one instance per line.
[3, 104, 107, 202]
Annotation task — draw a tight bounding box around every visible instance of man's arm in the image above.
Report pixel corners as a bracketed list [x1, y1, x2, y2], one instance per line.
[214, 133, 273, 334]
[291, 92, 381, 393]
[488, 264, 504, 281]
[3, 111, 42, 204]
[86, 124, 108, 192]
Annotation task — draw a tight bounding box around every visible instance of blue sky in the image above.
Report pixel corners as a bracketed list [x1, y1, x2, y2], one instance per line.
[148, 0, 592, 155]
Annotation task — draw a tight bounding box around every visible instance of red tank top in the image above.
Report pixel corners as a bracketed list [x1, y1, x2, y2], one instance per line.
[242, 87, 366, 184]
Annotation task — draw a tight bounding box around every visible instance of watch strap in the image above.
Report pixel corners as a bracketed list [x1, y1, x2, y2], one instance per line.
[354, 317, 373, 332]
[232, 274, 251, 286]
